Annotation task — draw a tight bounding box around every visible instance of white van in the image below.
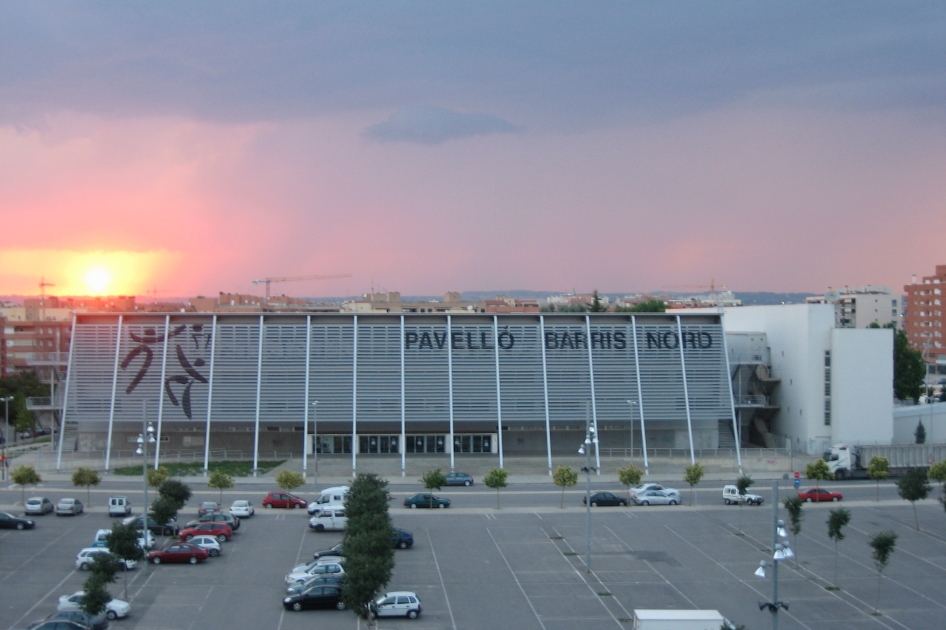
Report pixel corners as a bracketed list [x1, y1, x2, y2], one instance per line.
[722, 485, 764, 505]
[307, 486, 349, 515]
[108, 496, 132, 517]
[308, 507, 347, 532]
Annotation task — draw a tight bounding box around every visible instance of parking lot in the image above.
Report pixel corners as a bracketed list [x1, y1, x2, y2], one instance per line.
[2, 481, 945, 629]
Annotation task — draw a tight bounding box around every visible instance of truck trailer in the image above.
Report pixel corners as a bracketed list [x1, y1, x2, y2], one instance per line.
[632, 609, 733, 630]
[825, 444, 946, 480]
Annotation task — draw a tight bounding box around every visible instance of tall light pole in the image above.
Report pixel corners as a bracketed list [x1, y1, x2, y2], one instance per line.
[136, 415, 155, 552]
[1, 396, 12, 482]
[755, 480, 791, 629]
[578, 415, 597, 573]
[310, 401, 319, 489]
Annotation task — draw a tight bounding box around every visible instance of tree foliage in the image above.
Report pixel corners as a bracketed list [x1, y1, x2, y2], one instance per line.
[827, 508, 851, 589]
[147, 465, 170, 488]
[72, 467, 101, 507]
[78, 574, 113, 618]
[867, 456, 889, 502]
[868, 530, 897, 613]
[616, 299, 666, 313]
[914, 421, 927, 444]
[483, 468, 508, 509]
[783, 496, 804, 567]
[149, 496, 180, 532]
[275, 470, 305, 494]
[11, 465, 41, 506]
[929, 460, 946, 513]
[421, 469, 447, 508]
[341, 473, 394, 627]
[683, 463, 705, 505]
[589, 290, 607, 312]
[553, 465, 578, 508]
[734, 475, 753, 534]
[208, 469, 235, 504]
[896, 468, 931, 530]
[87, 552, 121, 584]
[0, 372, 48, 431]
[892, 327, 926, 401]
[106, 522, 145, 600]
[617, 464, 643, 502]
[157, 479, 192, 510]
[805, 459, 832, 489]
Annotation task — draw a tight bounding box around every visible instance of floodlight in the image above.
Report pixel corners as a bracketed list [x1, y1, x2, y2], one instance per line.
[755, 565, 766, 578]
[578, 445, 585, 455]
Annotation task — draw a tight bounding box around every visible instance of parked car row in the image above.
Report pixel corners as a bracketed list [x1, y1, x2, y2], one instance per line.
[24, 496, 85, 517]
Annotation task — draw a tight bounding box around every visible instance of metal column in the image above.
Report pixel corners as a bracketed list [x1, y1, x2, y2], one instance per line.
[539, 316, 553, 475]
[351, 315, 358, 475]
[631, 317, 649, 474]
[204, 315, 219, 472]
[400, 315, 406, 477]
[675, 315, 696, 465]
[584, 315, 600, 473]
[446, 316, 456, 470]
[154, 315, 170, 469]
[55, 313, 77, 470]
[493, 316, 504, 470]
[303, 315, 311, 476]
[720, 312, 743, 474]
[104, 315, 123, 472]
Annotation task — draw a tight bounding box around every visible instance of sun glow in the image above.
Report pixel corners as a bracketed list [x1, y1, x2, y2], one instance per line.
[85, 267, 111, 294]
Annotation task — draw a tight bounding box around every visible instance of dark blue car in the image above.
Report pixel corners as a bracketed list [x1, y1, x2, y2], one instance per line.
[445, 472, 474, 486]
[392, 528, 413, 549]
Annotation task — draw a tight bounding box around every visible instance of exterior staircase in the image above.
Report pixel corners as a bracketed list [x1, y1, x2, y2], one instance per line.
[718, 420, 737, 449]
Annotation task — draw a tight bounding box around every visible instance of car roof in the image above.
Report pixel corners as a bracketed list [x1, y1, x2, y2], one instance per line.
[381, 591, 418, 597]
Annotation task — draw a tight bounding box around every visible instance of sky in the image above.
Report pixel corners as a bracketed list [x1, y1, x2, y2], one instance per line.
[2, 2, 945, 298]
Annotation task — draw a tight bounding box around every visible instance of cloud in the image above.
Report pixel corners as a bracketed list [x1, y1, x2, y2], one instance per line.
[362, 107, 521, 145]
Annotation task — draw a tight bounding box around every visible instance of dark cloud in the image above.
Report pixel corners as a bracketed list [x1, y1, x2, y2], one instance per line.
[362, 107, 521, 144]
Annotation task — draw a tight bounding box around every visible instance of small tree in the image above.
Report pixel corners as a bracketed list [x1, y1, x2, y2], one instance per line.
[914, 421, 927, 444]
[421, 469, 447, 509]
[78, 574, 113, 618]
[782, 497, 804, 568]
[896, 468, 931, 530]
[929, 460, 946, 512]
[683, 463, 704, 506]
[553, 465, 578, 508]
[157, 479, 192, 511]
[72, 467, 101, 507]
[827, 508, 851, 589]
[484, 468, 508, 509]
[735, 474, 753, 534]
[106, 522, 146, 599]
[11, 465, 41, 507]
[341, 473, 394, 628]
[805, 459, 832, 490]
[275, 470, 305, 499]
[868, 531, 897, 614]
[589, 290, 607, 312]
[208, 470, 235, 504]
[149, 496, 179, 538]
[617, 464, 644, 503]
[867, 456, 889, 502]
[87, 551, 121, 585]
[147, 465, 170, 489]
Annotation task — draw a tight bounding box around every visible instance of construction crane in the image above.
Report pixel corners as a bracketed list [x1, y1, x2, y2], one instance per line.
[252, 274, 351, 303]
[664, 279, 725, 298]
[39, 276, 55, 322]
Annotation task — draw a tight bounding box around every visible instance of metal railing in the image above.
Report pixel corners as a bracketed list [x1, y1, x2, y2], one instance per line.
[600, 447, 789, 459]
[734, 394, 769, 406]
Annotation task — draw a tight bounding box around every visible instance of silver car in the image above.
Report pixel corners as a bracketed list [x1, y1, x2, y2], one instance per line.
[56, 498, 84, 516]
[24, 497, 54, 515]
[631, 490, 679, 506]
[373, 591, 422, 619]
[189, 535, 222, 557]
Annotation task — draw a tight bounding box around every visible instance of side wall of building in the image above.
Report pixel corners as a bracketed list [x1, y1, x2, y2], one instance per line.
[830, 328, 893, 445]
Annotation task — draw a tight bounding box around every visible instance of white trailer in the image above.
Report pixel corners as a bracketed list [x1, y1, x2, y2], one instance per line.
[633, 609, 732, 630]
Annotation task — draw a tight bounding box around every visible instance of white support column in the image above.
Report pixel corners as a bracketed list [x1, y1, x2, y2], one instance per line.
[104, 315, 123, 472]
[446, 316, 455, 471]
[303, 315, 312, 476]
[585, 315, 600, 473]
[351, 315, 358, 475]
[204, 315, 219, 472]
[56, 313, 78, 470]
[676, 315, 696, 465]
[539, 316, 552, 475]
[154, 315, 171, 469]
[631, 316, 649, 474]
[493, 316, 504, 470]
[400, 315, 406, 477]
[719, 312, 743, 474]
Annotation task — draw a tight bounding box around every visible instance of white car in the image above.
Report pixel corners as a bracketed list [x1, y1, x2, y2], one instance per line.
[373, 591, 422, 619]
[94, 528, 154, 551]
[285, 562, 345, 584]
[631, 483, 680, 499]
[229, 500, 255, 518]
[58, 591, 131, 620]
[189, 535, 222, 557]
[76, 548, 137, 571]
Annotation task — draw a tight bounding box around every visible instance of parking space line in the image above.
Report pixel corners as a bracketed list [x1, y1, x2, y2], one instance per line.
[486, 527, 549, 630]
[548, 526, 630, 626]
[603, 524, 698, 609]
[6, 569, 78, 630]
[0, 520, 83, 584]
[847, 522, 946, 573]
[425, 528, 457, 630]
[275, 520, 312, 630]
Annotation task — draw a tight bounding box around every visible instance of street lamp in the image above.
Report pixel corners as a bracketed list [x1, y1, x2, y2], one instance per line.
[578, 416, 597, 573]
[1, 396, 12, 482]
[136, 420, 156, 548]
[755, 481, 790, 629]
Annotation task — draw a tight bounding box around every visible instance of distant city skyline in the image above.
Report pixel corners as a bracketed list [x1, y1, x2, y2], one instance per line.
[2, 3, 945, 297]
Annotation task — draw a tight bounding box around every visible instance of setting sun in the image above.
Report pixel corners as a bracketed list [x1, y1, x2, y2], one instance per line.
[85, 267, 111, 293]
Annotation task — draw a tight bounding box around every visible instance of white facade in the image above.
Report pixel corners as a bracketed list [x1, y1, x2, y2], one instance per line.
[806, 286, 900, 329]
[830, 328, 893, 445]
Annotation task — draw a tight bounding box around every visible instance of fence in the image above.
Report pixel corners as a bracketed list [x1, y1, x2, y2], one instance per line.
[599, 447, 789, 459]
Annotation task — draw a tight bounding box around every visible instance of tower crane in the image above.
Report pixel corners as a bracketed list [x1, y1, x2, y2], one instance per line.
[664, 279, 725, 298]
[39, 276, 55, 321]
[252, 274, 351, 303]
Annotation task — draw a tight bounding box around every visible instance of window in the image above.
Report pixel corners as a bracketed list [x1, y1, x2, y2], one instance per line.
[824, 399, 831, 426]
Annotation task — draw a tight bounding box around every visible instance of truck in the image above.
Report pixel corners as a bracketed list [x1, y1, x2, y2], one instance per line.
[632, 609, 733, 630]
[824, 443, 946, 480]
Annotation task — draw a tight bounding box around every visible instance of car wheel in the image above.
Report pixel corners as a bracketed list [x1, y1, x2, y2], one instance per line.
[464, 480, 471, 486]
[189, 556, 198, 564]
[438, 503, 445, 509]
[670, 500, 678, 505]
[152, 556, 161, 565]
[832, 497, 839, 502]
[107, 611, 117, 620]
[217, 534, 227, 542]
[641, 501, 649, 506]
[264, 503, 271, 508]
[336, 601, 346, 610]
[294, 503, 302, 509]
[16, 522, 25, 530]
[210, 549, 219, 557]
[315, 524, 325, 532]
[410, 504, 417, 509]
[806, 498, 813, 503]
[399, 541, 408, 549]
[80, 562, 90, 571]
[185, 534, 194, 541]
[407, 609, 419, 619]
[292, 602, 302, 611]
[591, 502, 598, 507]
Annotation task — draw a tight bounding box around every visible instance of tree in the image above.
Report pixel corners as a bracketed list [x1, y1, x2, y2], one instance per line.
[589, 290, 607, 312]
[868, 531, 897, 614]
[72, 467, 101, 507]
[341, 473, 394, 628]
[617, 464, 643, 503]
[421, 469, 447, 509]
[827, 508, 851, 589]
[208, 470, 235, 504]
[275, 470, 305, 498]
[616, 299, 666, 313]
[914, 420, 927, 444]
[149, 496, 179, 538]
[484, 468, 508, 509]
[867, 456, 889, 502]
[683, 463, 704, 506]
[157, 479, 192, 511]
[11, 465, 41, 507]
[553, 465, 578, 508]
[78, 574, 113, 618]
[147, 465, 170, 489]
[805, 459, 832, 490]
[782, 497, 804, 568]
[735, 474, 753, 534]
[87, 551, 121, 585]
[896, 468, 931, 530]
[892, 327, 925, 401]
[929, 460, 946, 512]
[106, 522, 145, 599]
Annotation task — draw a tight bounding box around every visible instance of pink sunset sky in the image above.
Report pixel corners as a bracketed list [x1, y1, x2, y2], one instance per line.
[2, 3, 945, 298]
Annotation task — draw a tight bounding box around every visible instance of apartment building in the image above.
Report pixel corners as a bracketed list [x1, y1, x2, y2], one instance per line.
[806, 285, 900, 329]
[904, 265, 946, 375]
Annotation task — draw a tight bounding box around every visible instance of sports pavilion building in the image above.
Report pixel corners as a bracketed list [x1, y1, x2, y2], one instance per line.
[55, 311, 742, 474]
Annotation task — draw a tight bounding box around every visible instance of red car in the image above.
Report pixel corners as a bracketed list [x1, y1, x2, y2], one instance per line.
[180, 521, 233, 542]
[262, 491, 307, 509]
[148, 542, 209, 565]
[798, 487, 843, 502]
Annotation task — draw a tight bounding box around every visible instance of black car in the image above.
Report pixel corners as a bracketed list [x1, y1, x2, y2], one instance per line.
[404, 493, 450, 509]
[35, 610, 108, 630]
[582, 492, 629, 507]
[313, 543, 343, 560]
[186, 512, 240, 531]
[445, 472, 474, 486]
[0, 512, 36, 530]
[283, 585, 346, 611]
[127, 516, 179, 536]
[392, 528, 413, 549]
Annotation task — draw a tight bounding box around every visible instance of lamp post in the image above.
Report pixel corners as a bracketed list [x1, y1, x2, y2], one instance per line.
[310, 401, 319, 488]
[136, 420, 155, 544]
[1, 396, 12, 482]
[755, 480, 790, 629]
[578, 415, 597, 573]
